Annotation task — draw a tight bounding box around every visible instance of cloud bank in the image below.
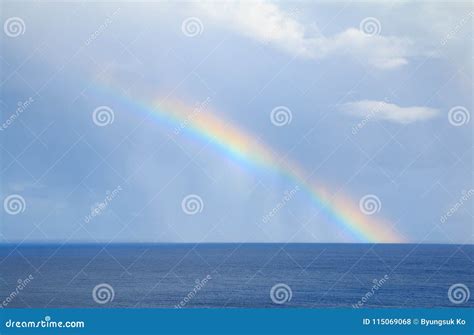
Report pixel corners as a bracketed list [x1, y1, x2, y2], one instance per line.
[340, 100, 439, 124]
[196, 1, 413, 69]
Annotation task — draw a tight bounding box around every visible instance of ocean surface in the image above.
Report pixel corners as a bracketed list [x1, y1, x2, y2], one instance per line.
[0, 244, 472, 308]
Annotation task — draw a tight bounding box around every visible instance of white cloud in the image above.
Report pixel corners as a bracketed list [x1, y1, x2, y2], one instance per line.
[340, 100, 439, 124]
[195, 1, 413, 69]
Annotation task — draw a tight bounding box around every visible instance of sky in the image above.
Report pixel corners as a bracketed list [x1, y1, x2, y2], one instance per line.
[0, 1, 472, 244]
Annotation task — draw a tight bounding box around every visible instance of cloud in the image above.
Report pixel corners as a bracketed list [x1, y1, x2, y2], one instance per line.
[195, 1, 413, 69]
[339, 100, 439, 124]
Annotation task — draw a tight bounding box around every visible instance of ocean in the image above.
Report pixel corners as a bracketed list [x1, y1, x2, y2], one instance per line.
[0, 244, 472, 308]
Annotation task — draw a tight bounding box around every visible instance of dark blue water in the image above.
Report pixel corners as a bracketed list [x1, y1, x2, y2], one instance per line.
[0, 244, 472, 308]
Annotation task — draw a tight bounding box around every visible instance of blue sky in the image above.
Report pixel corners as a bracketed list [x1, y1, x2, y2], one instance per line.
[0, 1, 472, 244]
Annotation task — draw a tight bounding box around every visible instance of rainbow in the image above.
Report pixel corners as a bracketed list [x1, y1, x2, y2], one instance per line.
[95, 84, 404, 243]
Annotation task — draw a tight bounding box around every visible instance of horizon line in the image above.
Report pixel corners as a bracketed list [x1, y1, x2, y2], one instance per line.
[0, 242, 471, 246]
